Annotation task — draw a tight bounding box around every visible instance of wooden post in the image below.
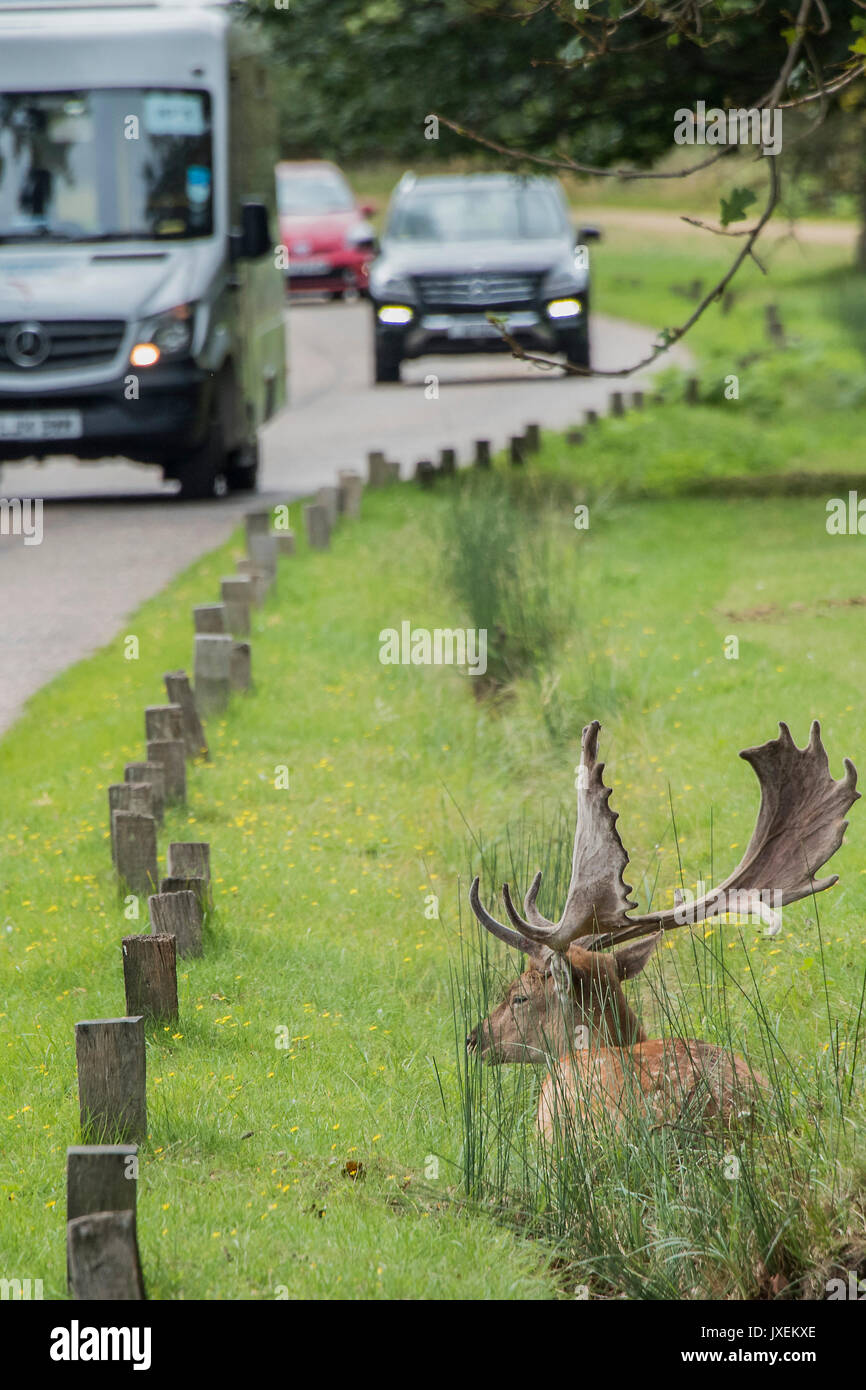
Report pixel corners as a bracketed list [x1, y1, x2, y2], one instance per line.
[509, 436, 526, 467]
[144, 704, 183, 744]
[585, 408, 599, 426]
[230, 641, 252, 692]
[160, 875, 209, 911]
[75, 1017, 146, 1143]
[275, 531, 296, 556]
[474, 440, 491, 469]
[220, 576, 253, 636]
[235, 560, 269, 605]
[167, 841, 210, 883]
[194, 634, 232, 715]
[244, 508, 272, 543]
[193, 603, 227, 634]
[163, 670, 208, 761]
[565, 428, 585, 445]
[610, 391, 625, 418]
[337, 470, 362, 518]
[685, 376, 700, 404]
[304, 502, 330, 549]
[113, 812, 158, 896]
[148, 891, 202, 958]
[384, 460, 401, 482]
[524, 423, 541, 452]
[439, 447, 456, 476]
[125, 763, 165, 825]
[248, 532, 277, 583]
[316, 486, 340, 527]
[122, 934, 178, 1023]
[108, 784, 152, 865]
[67, 1210, 146, 1301]
[765, 304, 785, 347]
[146, 738, 186, 804]
[631, 390, 645, 410]
[367, 450, 388, 487]
[67, 1144, 138, 1224]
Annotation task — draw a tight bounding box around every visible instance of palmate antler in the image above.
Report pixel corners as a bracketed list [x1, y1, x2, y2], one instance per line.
[469, 720, 859, 959]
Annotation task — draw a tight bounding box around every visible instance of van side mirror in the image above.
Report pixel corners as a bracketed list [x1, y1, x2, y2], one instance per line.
[578, 226, 601, 243]
[236, 200, 272, 260]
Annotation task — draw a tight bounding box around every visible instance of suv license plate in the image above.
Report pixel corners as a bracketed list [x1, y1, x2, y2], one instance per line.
[448, 320, 499, 340]
[0, 411, 83, 441]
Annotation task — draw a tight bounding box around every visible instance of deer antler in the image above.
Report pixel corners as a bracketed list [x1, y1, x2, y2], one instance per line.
[469, 720, 858, 957]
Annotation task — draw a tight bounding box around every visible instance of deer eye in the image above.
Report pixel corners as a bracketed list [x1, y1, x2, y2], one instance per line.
[512, 995, 529, 1006]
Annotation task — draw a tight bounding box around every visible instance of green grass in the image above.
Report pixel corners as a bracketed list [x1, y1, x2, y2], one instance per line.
[2, 217, 865, 1300]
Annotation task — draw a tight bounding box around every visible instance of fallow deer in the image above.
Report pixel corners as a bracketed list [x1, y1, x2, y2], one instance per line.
[467, 720, 858, 1142]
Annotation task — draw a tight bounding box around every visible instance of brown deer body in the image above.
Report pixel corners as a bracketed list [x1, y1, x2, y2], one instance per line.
[468, 720, 857, 1143]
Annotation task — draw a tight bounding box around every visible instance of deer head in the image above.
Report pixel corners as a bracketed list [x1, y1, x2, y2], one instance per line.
[468, 720, 858, 1059]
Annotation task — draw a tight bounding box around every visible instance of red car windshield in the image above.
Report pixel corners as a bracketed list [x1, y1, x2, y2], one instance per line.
[277, 173, 354, 216]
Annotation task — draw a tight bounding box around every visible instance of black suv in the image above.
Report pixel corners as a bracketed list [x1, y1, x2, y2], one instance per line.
[369, 173, 599, 383]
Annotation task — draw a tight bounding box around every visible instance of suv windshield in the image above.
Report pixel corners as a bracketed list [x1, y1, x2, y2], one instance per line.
[276, 172, 353, 216]
[387, 183, 566, 243]
[0, 89, 213, 242]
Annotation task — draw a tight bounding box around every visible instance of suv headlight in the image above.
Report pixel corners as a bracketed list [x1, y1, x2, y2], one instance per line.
[370, 271, 415, 303]
[130, 303, 196, 366]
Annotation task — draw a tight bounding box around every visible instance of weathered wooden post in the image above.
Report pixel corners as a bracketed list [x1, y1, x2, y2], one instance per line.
[124, 763, 165, 825]
[122, 934, 178, 1023]
[474, 440, 491, 469]
[415, 459, 436, 488]
[167, 841, 210, 881]
[275, 530, 296, 556]
[684, 376, 700, 404]
[439, 447, 456, 476]
[145, 738, 186, 804]
[108, 783, 152, 865]
[367, 450, 388, 487]
[509, 435, 526, 467]
[230, 641, 252, 692]
[67, 1210, 146, 1301]
[585, 408, 599, 426]
[148, 891, 203, 958]
[524, 423, 541, 452]
[316, 485, 340, 527]
[194, 633, 233, 715]
[160, 875, 209, 910]
[337, 469, 363, 518]
[235, 560, 269, 605]
[144, 704, 183, 744]
[610, 391, 625, 418]
[247, 535, 277, 587]
[765, 304, 785, 347]
[67, 1144, 138, 1224]
[384, 460, 401, 482]
[75, 1017, 146, 1143]
[163, 670, 208, 761]
[113, 812, 158, 896]
[303, 502, 330, 549]
[220, 576, 253, 636]
[193, 603, 227, 634]
[565, 428, 585, 445]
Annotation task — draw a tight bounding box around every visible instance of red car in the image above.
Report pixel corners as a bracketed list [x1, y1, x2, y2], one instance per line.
[275, 160, 377, 298]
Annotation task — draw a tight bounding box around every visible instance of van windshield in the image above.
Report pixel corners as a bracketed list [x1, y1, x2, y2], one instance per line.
[0, 89, 214, 242]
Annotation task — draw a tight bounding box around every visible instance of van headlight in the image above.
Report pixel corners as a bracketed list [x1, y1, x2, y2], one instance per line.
[131, 303, 195, 365]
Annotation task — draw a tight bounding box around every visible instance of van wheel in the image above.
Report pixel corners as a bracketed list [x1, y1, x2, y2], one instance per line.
[175, 417, 229, 500]
[226, 438, 260, 493]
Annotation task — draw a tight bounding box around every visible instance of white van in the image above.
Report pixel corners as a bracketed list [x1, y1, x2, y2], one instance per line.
[0, 0, 287, 497]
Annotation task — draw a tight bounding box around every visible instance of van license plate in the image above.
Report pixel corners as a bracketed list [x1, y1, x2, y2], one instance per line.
[0, 411, 83, 441]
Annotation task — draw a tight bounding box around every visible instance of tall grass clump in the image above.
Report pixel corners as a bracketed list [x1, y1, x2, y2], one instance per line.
[448, 814, 866, 1300]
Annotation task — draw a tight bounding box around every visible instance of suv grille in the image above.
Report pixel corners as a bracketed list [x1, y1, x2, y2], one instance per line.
[414, 273, 538, 309]
[0, 320, 125, 372]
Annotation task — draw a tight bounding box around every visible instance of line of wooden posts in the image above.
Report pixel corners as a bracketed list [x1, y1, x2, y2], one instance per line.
[63, 382, 684, 1296]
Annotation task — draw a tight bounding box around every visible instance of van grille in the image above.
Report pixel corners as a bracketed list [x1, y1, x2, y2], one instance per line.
[0, 320, 125, 372]
[414, 273, 538, 308]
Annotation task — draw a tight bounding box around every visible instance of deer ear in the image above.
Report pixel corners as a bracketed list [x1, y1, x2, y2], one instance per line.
[550, 952, 574, 1001]
[614, 931, 663, 981]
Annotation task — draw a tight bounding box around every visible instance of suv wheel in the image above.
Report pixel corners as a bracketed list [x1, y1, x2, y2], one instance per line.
[374, 335, 402, 384]
[558, 328, 591, 372]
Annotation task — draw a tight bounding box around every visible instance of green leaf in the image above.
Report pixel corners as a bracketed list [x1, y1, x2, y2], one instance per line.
[719, 187, 758, 227]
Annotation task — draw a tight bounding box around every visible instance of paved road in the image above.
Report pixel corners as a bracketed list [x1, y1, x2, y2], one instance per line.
[0, 302, 687, 734]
